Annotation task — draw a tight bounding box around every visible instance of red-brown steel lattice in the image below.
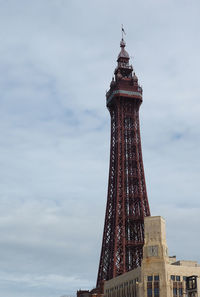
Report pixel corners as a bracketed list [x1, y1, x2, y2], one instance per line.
[96, 38, 150, 287]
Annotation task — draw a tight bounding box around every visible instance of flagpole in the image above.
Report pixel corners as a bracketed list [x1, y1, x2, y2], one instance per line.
[121, 24, 126, 39]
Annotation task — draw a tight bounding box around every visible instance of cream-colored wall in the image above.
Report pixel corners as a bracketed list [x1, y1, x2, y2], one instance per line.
[104, 267, 141, 297]
[142, 262, 167, 297]
[143, 216, 169, 261]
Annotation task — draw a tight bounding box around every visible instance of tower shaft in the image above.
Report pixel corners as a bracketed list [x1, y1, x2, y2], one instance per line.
[97, 39, 150, 287]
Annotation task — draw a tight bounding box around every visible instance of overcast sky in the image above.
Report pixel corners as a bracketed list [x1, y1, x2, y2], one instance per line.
[0, 0, 200, 296]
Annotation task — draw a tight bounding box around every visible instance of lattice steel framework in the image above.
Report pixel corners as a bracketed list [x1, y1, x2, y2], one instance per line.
[96, 39, 150, 287]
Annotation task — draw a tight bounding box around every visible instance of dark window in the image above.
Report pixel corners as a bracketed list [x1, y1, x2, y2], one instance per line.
[171, 275, 175, 281]
[176, 276, 180, 281]
[183, 276, 187, 281]
[154, 287, 159, 297]
[147, 288, 152, 297]
[154, 282, 159, 288]
[187, 276, 197, 290]
[148, 276, 153, 282]
[147, 282, 152, 288]
[173, 288, 177, 297]
[179, 288, 183, 296]
[154, 275, 159, 281]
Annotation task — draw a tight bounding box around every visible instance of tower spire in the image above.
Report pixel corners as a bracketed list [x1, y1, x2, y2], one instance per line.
[118, 26, 129, 61]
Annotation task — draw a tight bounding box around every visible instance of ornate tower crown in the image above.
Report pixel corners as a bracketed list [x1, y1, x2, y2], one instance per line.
[114, 38, 133, 81]
[106, 37, 143, 107]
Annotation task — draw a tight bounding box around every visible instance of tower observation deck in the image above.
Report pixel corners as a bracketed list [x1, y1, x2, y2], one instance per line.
[97, 38, 150, 288]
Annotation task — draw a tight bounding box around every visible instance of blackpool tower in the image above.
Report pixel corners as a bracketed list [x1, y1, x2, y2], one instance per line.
[96, 37, 150, 288]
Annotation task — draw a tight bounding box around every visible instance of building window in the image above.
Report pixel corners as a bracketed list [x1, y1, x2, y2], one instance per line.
[171, 275, 175, 281]
[147, 281, 152, 297]
[179, 288, 183, 296]
[173, 288, 177, 297]
[148, 276, 153, 282]
[176, 276, 180, 281]
[183, 276, 187, 281]
[147, 288, 152, 297]
[154, 287, 159, 297]
[154, 281, 159, 296]
[154, 275, 159, 281]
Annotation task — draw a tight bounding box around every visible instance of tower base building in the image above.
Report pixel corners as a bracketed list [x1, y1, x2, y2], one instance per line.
[104, 216, 200, 297]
